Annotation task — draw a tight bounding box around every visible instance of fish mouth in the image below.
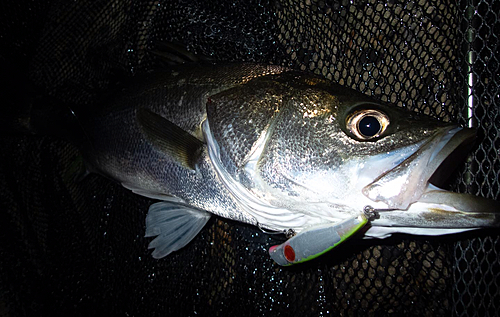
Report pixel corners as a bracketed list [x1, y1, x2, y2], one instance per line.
[364, 127, 500, 229]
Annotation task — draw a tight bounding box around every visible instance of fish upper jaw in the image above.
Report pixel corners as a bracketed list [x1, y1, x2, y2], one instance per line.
[364, 126, 500, 230]
[361, 127, 473, 210]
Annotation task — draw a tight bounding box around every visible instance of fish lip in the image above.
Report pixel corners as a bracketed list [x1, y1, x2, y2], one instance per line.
[362, 126, 476, 210]
[368, 126, 500, 229]
[424, 127, 476, 189]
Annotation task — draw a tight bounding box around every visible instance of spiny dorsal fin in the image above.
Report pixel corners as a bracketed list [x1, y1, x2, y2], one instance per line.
[137, 108, 204, 170]
[149, 41, 212, 66]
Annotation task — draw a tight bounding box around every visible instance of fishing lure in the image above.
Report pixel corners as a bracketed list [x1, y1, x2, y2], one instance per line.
[269, 206, 379, 266]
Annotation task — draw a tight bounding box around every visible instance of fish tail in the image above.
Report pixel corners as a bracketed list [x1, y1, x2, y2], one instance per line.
[0, 55, 85, 144]
[0, 55, 37, 135]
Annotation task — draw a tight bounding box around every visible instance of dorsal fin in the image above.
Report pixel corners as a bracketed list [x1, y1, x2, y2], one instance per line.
[149, 41, 212, 66]
[137, 108, 204, 170]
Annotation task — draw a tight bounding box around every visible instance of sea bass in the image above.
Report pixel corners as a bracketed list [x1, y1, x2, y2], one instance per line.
[79, 62, 500, 265]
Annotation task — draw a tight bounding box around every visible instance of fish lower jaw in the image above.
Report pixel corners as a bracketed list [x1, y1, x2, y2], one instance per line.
[368, 182, 500, 232]
[361, 127, 477, 212]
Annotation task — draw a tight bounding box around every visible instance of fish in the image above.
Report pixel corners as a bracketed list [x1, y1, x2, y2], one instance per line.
[75, 61, 500, 265]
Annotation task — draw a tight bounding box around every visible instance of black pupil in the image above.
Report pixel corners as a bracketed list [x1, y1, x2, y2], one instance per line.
[358, 116, 381, 137]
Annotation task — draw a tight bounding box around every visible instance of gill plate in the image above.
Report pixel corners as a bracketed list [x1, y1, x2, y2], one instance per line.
[202, 119, 318, 231]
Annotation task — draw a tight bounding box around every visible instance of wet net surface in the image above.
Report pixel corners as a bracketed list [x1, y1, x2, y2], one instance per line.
[1, 0, 499, 316]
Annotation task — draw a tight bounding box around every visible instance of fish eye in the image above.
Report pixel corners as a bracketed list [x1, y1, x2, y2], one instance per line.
[346, 109, 390, 140]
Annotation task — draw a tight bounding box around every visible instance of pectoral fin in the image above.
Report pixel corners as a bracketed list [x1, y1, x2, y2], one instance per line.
[145, 201, 211, 259]
[122, 182, 186, 201]
[137, 108, 204, 170]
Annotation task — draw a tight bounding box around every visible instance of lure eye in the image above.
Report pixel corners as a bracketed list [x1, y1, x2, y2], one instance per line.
[346, 109, 390, 140]
[284, 244, 296, 262]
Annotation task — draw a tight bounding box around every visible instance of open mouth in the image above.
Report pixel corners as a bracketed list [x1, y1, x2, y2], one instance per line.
[425, 128, 476, 189]
[362, 126, 475, 210]
[364, 126, 500, 229]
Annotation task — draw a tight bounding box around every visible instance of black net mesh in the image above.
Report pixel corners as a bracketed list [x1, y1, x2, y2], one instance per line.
[1, 0, 499, 316]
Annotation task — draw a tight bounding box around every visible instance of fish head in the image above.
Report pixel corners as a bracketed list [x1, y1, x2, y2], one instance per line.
[204, 72, 499, 234]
